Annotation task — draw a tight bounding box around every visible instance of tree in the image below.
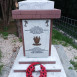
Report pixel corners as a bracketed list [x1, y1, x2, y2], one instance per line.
[52, 0, 77, 19]
[0, 0, 14, 29]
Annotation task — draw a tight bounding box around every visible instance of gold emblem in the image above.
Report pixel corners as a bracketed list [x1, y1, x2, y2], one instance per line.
[33, 36, 41, 46]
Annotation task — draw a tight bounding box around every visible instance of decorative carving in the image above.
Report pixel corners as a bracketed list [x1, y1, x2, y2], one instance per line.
[25, 26, 48, 34]
[45, 20, 49, 27]
[33, 36, 41, 46]
[30, 26, 43, 34]
[24, 20, 28, 27]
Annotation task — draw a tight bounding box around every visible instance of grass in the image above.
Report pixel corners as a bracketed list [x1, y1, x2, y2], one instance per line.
[0, 65, 3, 74]
[0, 50, 3, 74]
[53, 21, 77, 39]
[68, 66, 73, 70]
[74, 56, 77, 59]
[0, 32, 9, 39]
[70, 60, 77, 70]
[19, 38, 22, 42]
[14, 32, 17, 36]
[52, 29, 77, 49]
[3, 26, 8, 31]
[0, 50, 2, 59]
[2, 32, 8, 36]
[52, 29, 77, 71]
[12, 40, 16, 43]
[70, 60, 75, 65]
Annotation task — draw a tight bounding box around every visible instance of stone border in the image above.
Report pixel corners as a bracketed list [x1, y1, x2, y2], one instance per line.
[14, 69, 61, 72]
[19, 20, 53, 56]
[12, 9, 61, 19]
[19, 61, 56, 64]
[54, 45, 77, 77]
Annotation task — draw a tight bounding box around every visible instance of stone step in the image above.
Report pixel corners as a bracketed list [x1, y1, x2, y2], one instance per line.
[19, 61, 56, 64]
[8, 46, 67, 77]
[13, 63, 61, 71]
[18, 56, 56, 62]
[14, 69, 61, 72]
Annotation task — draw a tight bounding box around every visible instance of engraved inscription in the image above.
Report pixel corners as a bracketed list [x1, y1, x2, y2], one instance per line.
[25, 26, 48, 34]
[26, 47, 48, 53]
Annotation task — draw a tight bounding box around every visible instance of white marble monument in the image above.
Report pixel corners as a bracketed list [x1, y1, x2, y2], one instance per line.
[9, 0, 64, 77]
[18, 0, 54, 57]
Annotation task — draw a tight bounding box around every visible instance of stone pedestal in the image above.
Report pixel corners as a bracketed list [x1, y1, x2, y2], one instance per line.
[8, 45, 67, 77]
[12, 0, 61, 57]
[9, 0, 65, 77]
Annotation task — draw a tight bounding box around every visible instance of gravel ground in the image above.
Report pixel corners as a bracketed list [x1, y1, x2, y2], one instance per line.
[63, 46, 77, 74]
[63, 46, 77, 61]
[0, 34, 22, 77]
[0, 34, 77, 77]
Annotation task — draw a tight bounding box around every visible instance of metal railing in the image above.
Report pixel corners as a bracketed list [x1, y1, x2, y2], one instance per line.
[53, 16, 77, 39]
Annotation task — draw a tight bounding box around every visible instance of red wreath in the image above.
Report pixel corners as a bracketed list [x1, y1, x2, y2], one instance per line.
[26, 62, 47, 77]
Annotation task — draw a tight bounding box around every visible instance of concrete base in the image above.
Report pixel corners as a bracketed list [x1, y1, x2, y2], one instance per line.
[8, 45, 67, 77]
[55, 45, 77, 77]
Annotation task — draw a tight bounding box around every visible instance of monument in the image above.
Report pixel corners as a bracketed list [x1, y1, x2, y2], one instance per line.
[12, 0, 61, 58]
[8, 0, 67, 77]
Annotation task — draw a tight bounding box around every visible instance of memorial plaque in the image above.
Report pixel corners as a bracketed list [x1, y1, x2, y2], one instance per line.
[22, 19, 51, 57]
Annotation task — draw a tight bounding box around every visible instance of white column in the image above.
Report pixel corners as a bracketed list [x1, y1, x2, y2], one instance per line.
[26, 0, 48, 1]
[19, 0, 54, 10]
